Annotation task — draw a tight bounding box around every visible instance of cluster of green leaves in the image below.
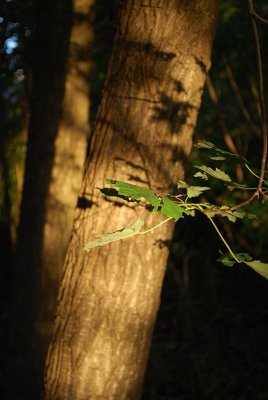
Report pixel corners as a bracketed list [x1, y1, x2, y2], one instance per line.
[84, 141, 268, 280]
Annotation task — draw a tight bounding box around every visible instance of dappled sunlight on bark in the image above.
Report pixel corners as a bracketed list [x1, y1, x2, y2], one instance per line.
[44, 1, 218, 398]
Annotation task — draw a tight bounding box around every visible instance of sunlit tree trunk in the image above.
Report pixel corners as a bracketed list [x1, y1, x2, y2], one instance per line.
[44, 1, 218, 398]
[35, 0, 94, 368]
[9, 0, 94, 398]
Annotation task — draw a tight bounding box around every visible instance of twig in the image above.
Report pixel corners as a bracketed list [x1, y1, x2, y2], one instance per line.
[247, 0, 268, 193]
[248, 1, 268, 25]
[230, 1, 268, 211]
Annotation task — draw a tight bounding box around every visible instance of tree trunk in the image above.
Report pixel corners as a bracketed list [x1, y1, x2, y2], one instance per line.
[35, 0, 94, 368]
[44, 1, 218, 399]
[9, 0, 94, 397]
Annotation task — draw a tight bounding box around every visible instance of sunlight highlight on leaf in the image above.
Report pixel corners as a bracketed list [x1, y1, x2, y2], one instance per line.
[160, 197, 185, 220]
[194, 165, 232, 182]
[106, 179, 161, 211]
[244, 260, 268, 280]
[177, 180, 210, 198]
[84, 217, 144, 251]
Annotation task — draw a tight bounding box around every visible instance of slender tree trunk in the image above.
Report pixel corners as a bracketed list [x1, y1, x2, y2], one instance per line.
[9, 0, 94, 398]
[44, 1, 218, 398]
[35, 0, 94, 368]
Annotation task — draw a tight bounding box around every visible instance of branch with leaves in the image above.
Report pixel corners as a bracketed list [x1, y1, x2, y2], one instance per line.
[84, 2, 268, 281]
[84, 140, 268, 280]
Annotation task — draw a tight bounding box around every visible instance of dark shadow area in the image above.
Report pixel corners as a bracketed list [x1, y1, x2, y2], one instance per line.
[152, 93, 195, 134]
[121, 39, 176, 62]
[76, 196, 94, 209]
[143, 215, 268, 400]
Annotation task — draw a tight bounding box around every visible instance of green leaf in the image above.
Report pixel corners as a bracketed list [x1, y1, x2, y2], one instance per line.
[218, 253, 268, 280]
[208, 207, 257, 222]
[237, 253, 253, 262]
[194, 140, 215, 149]
[244, 260, 268, 280]
[227, 182, 250, 190]
[160, 197, 185, 220]
[194, 171, 208, 180]
[194, 140, 249, 163]
[184, 209, 196, 217]
[84, 217, 144, 251]
[208, 207, 247, 223]
[177, 180, 210, 198]
[210, 156, 225, 161]
[106, 179, 161, 211]
[218, 254, 236, 267]
[218, 252, 252, 267]
[194, 165, 232, 182]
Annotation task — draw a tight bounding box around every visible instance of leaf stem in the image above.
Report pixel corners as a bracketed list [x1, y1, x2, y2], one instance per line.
[205, 213, 241, 263]
[139, 217, 173, 235]
[245, 163, 268, 185]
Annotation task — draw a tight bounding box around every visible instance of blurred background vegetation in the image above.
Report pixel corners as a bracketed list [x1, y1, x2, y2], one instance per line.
[1, 0, 268, 398]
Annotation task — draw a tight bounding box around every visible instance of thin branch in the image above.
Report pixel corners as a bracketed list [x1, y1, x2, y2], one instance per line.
[247, 0, 268, 193]
[231, 0, 268, 211]
[230, 192, 258, 211]
[206, 213, 241, 263]
[248, 1, 268, 25]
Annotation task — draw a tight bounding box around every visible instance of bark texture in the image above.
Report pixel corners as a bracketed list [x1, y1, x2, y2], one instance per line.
[35, 0, 94, 368]
[9, 0, 94, 398]
[44, 1, 218, 399]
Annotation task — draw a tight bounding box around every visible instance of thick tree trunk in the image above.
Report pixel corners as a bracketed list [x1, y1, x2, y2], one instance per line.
[44, 1, 218, 399]
[9, 0, 94, 398]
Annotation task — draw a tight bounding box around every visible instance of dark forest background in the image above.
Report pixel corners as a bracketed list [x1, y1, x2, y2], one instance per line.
[1, 1, 268, 399]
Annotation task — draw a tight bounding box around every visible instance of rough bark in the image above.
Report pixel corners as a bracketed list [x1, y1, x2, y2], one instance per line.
[44, 1, 218, 399]
[9, 0, 94, 398]
[35, 0, 94, 369]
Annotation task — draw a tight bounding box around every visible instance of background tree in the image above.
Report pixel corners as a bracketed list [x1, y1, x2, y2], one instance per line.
[44, 1, 218, 398]
[8, 0, 94, 397]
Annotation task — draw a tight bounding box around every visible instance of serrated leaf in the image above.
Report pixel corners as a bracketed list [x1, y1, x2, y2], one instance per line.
[194, 140, 215, 149]
[237, 253, 253, 262]
[84, 217, 144, 251]
[218, 252, 252, 267]
[194, 140, 249, 163]
[183, 209, 196, 217]
[177, 180, 210, 198]
[194, 165, 232, 182]
[218, 254, 236, 267]
[218, 253, 268, 280]
[160, 197, 185, 220]
[208, 207, 257, 222]
[106, 179, 161, 211]
[194, 171, 208, 180]
[244, 260, 268, 280]
[100, 188, 129, 201]
[208, 207, 247, 223]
